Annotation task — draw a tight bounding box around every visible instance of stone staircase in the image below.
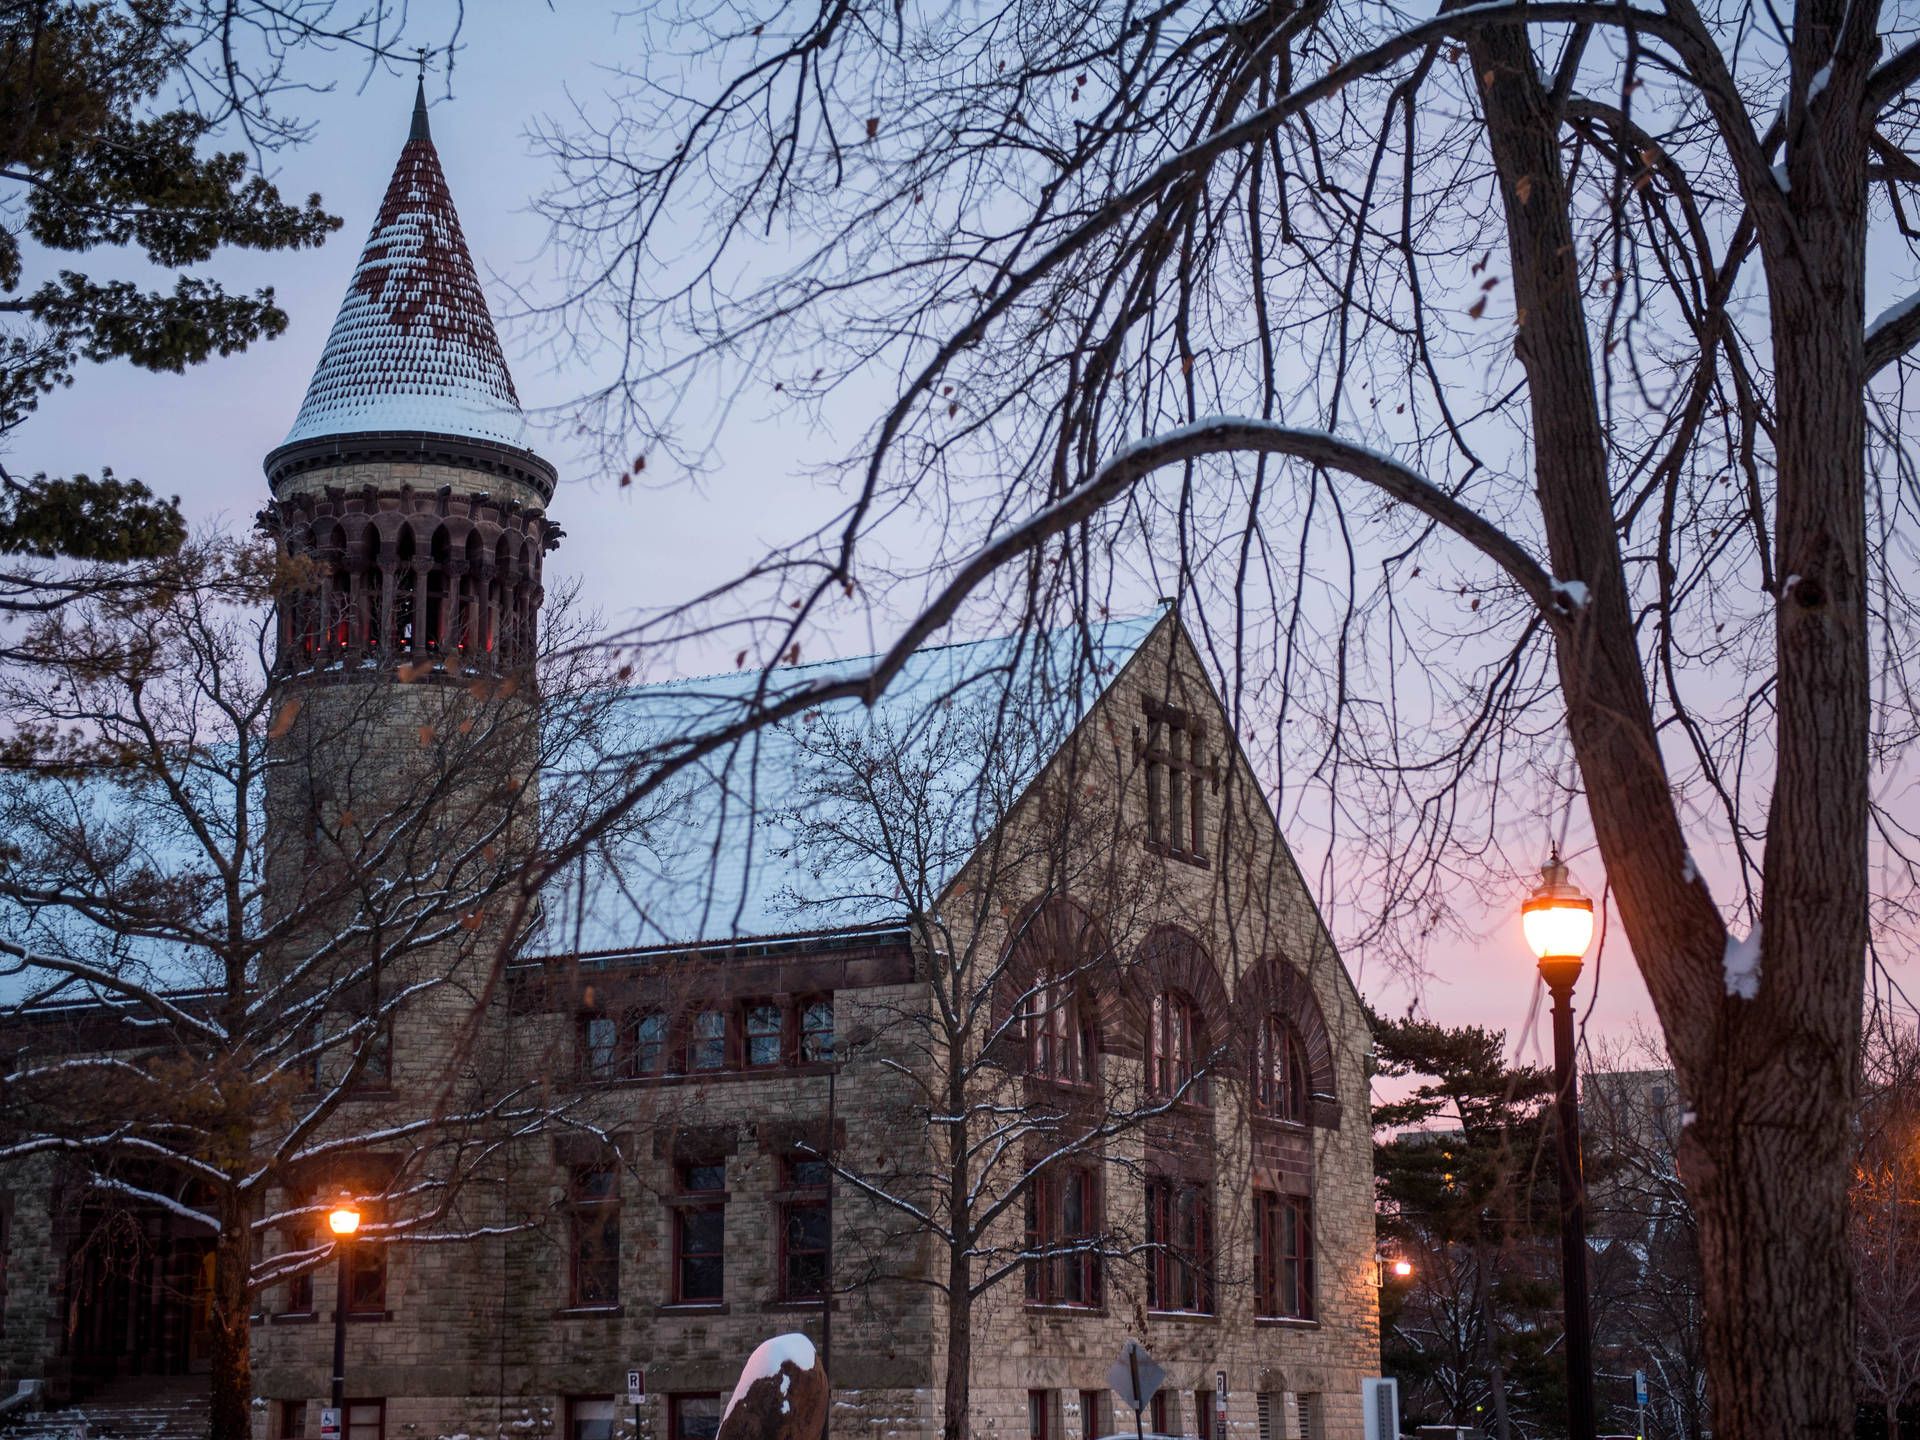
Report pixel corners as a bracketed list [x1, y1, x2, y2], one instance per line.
[1, 1376, 209, 1440]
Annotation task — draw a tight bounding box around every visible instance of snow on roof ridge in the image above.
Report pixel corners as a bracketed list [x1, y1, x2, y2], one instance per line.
[280, 91, 531, 453]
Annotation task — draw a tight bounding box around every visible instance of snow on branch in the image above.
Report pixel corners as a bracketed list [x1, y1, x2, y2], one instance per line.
[88, 1174, 221, 1231]
[1866, 289, 1920, 379]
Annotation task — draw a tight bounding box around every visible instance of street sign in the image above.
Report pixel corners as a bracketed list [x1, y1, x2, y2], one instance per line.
[1634, 1372, 1647, 1408]
[628, 1369, 646, 1405]
[320, 1408, 341, 1440]
[1107, 1339, 1166, 1414]
[1214, 1374, 1227, 1435]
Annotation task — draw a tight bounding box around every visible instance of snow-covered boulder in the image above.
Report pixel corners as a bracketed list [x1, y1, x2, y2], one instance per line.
[719, 1333, 827, 1440]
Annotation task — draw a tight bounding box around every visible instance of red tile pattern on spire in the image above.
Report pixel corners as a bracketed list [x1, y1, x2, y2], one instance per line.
[283, 98, 528, 450]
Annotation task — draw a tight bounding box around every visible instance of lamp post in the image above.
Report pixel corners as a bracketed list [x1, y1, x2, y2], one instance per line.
[327, 1193, 362, 1414]
[1522, 852, 1597, 1440]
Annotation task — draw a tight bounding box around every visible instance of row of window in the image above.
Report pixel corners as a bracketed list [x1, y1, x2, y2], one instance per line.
[1024, 1389, 1320, 1440]
[1022, 1171, 1313, 1320]
[569, 1155, 831, 1308]
[278, 1396, 721, 1440]
[1021, 986, 1314, 1124]
[577, 985, 1319, 1122]
[281, 1167, 1310, 1323]
[581, 998, 834, 1081]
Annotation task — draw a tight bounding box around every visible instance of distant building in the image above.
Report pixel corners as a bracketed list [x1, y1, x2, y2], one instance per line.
[0, 87, 1378, 1440]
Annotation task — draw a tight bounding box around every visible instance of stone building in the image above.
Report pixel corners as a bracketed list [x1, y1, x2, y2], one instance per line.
[0, 88, 1379, 1440]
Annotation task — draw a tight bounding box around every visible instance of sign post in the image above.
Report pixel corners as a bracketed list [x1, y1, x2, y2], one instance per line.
[1634, 1371, 1647, 1440]
[1107, 1339, 1166, 1440]
[629, 1368, 646, 1437]
[320, 1408, 341, 1440]
[1214, 1372, 1227, 1438]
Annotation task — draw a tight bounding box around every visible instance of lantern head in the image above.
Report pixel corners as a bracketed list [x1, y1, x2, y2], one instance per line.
[1522, 851, 1594, 963]
[327, 1192, 362, 1236]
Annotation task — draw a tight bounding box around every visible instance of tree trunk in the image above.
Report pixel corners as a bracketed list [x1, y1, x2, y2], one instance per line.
[1682, 9, 1872, 1429]
[1474, 1242, 1512, 1440]
[209, 1187, 254, 1440]
[1464, 6, 1872, 1439]
[943, 1063, 973, 1440]
[944, 1240, 974, 1440]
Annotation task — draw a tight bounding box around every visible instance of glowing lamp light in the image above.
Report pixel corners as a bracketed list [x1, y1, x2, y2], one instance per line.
[327, 1193, 362, 1237]
[1522, 852, 1595, 962]
[1392, 1259, 1413, 1278]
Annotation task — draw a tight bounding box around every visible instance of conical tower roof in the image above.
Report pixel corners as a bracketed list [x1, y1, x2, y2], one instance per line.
[279, 83, 530, 454]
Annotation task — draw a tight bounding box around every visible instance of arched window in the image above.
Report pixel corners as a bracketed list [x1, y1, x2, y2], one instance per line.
[1023, 981, 1094, 1084]
[1255, 1015, 1309, 1122]
[1147, 991, 1208, 1105]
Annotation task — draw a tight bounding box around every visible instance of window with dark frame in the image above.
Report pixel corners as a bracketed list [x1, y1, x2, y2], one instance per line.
[634, 1011, 669, 1076]
[687, 1009, 728, 1072]
[1255, 1192, 1314, 1320]
[1255, 1016, 1309, 1123]
[300, 1014, 324, 1092]
[335, 1195, 386, 1315]
[1134, 700, 1215, 864]
[1023, 982, 1095, 1085]
[675, 1162, 726, 1303]
[743, 1002, 784, 1068]
[1196, 1392, 1214, 1440]
[283, 1197, 317, 1313]
[344, 1400, 384, 1440]
[1150, 1393, 1169, 1435]
[1146, 992, 1209, 1105]
[280, 1400, 307, 1439]
[569, 1164, 620, 1307]
[1029, 1391, 1050, 1440]
[672, 1395, 724, 1440]
[349, 1018, 392, 1091]
[798, 998, 835, 1062]
[582, 1015, 620, 1080]
[1080, 1391, 1103, 1440]
[1145, 1177, 1213, 1314]
[781, 1171, 830, 1302]
[781, 1202, 831, 1299]
[567, 1399, 617, 1440]
[1024, 1168, 1100, 1307]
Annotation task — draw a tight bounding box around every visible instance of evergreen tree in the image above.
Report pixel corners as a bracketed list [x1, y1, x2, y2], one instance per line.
[1372, 1008, 1565, 1440]
[0, 0, 426, 568]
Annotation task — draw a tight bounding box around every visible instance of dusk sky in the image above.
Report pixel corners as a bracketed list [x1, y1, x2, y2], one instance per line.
[9, 2, 1681, 1068]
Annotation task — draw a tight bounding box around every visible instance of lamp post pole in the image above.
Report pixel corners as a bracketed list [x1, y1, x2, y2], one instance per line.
[330, 1234, 350, 1412]
[326, 1193, 362, 1420]
[1540, 953, 1597, 1440]
[1521, 851, 1597, 1440]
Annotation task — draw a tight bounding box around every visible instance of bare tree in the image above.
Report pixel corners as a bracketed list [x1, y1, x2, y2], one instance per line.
[513, 0, 1920, 1428]
[770, 672, 1226, 1440]
[0, 534, 621, 1440]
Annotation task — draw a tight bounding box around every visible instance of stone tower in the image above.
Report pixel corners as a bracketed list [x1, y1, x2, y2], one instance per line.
[260, 83, 559, 1074]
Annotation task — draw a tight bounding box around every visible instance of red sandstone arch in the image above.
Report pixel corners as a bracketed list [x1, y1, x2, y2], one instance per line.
[989, 896, 1117, 1055]
[1232, 955, 1342, 1128]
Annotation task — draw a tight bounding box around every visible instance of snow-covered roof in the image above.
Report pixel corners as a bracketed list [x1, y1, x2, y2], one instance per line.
[535, 614, 1162, 958]
[280, 84, 530, 452]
